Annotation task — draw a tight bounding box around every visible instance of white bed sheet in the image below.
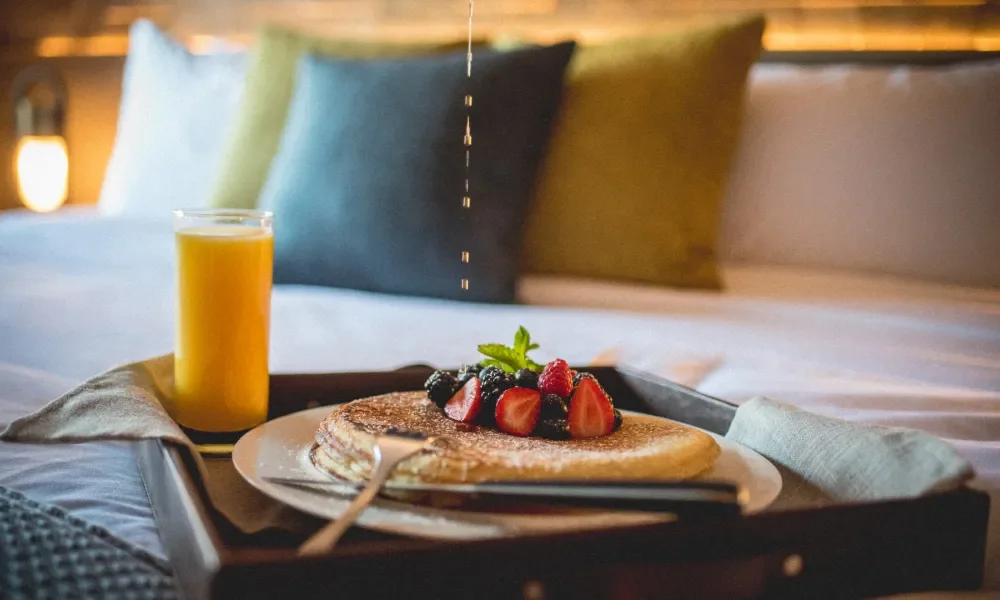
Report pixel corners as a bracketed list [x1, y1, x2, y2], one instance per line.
[1, 210, 998, 592]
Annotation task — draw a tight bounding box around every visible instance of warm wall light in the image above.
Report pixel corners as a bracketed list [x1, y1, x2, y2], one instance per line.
[11, 66, 68, 212]
[14, 136, 69, 212]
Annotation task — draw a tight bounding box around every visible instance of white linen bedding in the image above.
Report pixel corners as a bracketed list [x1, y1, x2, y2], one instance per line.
[1, 209, 999, 592]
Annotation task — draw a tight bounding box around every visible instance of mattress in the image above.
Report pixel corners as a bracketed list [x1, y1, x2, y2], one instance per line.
[1, 209, 998, 592]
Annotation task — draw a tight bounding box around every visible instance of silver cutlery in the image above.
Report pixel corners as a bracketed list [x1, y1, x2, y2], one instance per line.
[277, 474, 743, 519]
[297, 429, 436, 556]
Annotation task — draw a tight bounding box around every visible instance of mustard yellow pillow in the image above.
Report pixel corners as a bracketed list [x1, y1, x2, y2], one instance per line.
[209, 25, 466, 209]
[521, 16, 765, 290]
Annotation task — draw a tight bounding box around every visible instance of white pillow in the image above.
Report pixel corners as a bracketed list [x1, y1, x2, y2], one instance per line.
[98, 20, 246, 216]
[720, 60, 1000, 288]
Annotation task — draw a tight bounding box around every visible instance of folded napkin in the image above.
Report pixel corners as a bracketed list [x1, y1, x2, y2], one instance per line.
[726, 397, 973, 510]
[0, 355, 975, 530]
[0, 354, 317, 535]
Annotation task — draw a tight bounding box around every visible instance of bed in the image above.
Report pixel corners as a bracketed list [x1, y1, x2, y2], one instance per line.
[2, 17, 1000, 593]
[1, 207, 998, 594]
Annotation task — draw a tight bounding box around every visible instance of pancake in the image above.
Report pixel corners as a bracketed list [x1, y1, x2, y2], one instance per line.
[311, 392, 720, 484]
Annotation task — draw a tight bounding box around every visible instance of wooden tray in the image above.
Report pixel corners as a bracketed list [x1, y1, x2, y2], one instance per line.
[136, 366, 990, 600]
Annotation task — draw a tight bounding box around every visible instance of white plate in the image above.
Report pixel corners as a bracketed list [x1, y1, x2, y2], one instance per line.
[232, 406, 781, 540]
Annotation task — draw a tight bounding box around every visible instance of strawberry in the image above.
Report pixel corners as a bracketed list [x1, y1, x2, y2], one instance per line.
[568, 378, 615, 439]
[538, 359, 573, 399]
[445, 377, 482, 423]
[494, 387, 542, 437]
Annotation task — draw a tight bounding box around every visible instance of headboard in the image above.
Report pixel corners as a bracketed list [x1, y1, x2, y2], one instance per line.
[2, 0, 999, 57]
[759, 50, 1000, 65]
[0, 2, 998, 209]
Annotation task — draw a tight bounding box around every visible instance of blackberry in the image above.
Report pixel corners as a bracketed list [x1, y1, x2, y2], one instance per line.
[424, 370, 459, 408]
[479, 366, 514, 420]
[458, 363, 484, 381]
[479, 365, 502, 380]
[613, 408, 624, 431]
[514, 369, 539, 390]
[540, 394, 568, 419]
[535, 418, 571, 440]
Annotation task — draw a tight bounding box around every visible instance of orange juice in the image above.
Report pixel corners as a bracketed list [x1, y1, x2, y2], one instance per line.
[174, 224, 273, 431]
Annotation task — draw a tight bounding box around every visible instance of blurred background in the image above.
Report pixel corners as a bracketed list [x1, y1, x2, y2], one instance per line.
[1, 0, 999, 211]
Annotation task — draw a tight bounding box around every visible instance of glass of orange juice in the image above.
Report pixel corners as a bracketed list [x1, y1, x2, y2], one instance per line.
[172, 209, 274, 432]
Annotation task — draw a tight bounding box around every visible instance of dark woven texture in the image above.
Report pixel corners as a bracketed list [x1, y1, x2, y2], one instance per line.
[0, 485, 177, 600]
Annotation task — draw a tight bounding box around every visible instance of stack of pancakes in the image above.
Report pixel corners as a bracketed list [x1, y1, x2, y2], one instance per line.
[312, 392, 720, 484]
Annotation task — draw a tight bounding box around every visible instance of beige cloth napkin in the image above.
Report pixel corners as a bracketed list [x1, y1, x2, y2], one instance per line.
[0, 354, 316, 535]
[0, 355, 975, 531]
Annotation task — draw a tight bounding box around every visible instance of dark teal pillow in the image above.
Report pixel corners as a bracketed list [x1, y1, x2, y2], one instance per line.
[260, 42, 576, 302]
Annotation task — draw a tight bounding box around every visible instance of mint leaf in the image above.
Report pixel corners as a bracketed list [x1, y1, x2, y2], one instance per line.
[481, 358, 516, 373]
[478, 343, 516, 361]
[478, 327, 544, 373]
[477, 343, 525, 371]
[527, 343, 540, 351]
[514, 326, 529, 357]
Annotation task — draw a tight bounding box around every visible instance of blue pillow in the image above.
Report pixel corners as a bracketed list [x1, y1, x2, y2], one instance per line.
[259, 42, 575, 303]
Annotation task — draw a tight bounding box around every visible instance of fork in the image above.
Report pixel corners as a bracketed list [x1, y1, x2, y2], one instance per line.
[297, 429, 436, 556]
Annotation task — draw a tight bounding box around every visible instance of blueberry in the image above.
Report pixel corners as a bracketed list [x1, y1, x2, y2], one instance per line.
[541, 394, 568, 419]
[458, 363, 484, 380]
[514, 369, 539, 390]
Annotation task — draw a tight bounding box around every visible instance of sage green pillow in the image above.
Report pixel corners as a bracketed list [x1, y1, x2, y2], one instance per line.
[209, 25, 466, 209]
[521, 16, 765, 290]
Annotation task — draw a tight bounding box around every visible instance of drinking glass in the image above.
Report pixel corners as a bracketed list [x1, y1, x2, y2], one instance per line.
[172, 209, 273, 432]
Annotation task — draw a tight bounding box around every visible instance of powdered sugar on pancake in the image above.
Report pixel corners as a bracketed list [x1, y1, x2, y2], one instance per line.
[313, 392, 719, 483]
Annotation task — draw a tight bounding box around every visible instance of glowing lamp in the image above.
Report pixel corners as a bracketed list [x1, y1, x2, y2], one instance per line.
[14, 136, 68, 212]
[11, 66, 68, 212]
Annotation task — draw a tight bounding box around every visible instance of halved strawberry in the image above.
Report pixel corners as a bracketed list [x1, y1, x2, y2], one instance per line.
[568, 378, 615, 439]
[445, 377, 482, 423]
[495, 387, 542, 437]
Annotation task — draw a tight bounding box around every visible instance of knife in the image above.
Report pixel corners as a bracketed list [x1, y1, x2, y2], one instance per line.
[264, 476, 743, 517]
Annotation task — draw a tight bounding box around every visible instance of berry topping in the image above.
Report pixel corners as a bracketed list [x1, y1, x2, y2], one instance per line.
[535, 418, 571, 440]
[425, 328, 619, 441]
[540, 394, 569, 419]
[478, 366, 515, 423]
[538, 359, 573, 399]
[495, 387, 542, 437]
[478, 365, 503, 381]
[568, 377, 616, 439]
[456, 369, 478, 387]
[458, 363, 485, 382]
[514, 369, 539, 390]
[425, 370, 459, 407]
[572, 371, 597, 388]
[444, 377, 482, 423]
